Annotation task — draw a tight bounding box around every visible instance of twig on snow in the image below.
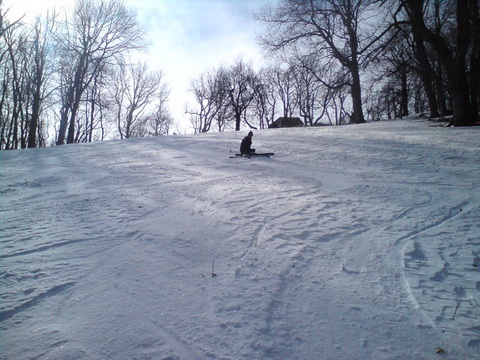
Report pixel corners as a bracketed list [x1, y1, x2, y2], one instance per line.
[452, 301, 461, 320]
[372, 291, 383, 303]
[211, 260, 217, 278]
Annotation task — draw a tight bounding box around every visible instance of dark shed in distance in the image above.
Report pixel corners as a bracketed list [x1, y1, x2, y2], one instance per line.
[268, 117, 304, 128]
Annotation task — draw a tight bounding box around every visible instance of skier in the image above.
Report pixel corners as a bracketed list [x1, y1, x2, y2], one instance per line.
[240, 131, 256, 155]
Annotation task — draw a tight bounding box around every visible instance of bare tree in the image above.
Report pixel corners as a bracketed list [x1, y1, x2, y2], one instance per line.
[73, 67, 109, 143]
[149, 97, 172, 136]
[401, 0, 479, 126]
[287, 49, 347, 125]
[289, 58, 325, 126]
[269, 64, 298, 118]
[56, 0, 145, 145]
[252, 68, 278, 129]
[2, 21, 28, 149]
[224, 59, 259, 131]
[257, 0, 393, 124]
[0, 1, 22, 38]
[188, 60, 263, 132]
[0, 3, 29, 149]
[111, 62, 167, 139]
[187, 69, 228, 133]
[372, 28, 416, 119]
[26, 13, 57, 148]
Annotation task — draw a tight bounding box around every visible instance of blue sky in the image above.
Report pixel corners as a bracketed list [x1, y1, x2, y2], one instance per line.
[4, 0, 274, 131]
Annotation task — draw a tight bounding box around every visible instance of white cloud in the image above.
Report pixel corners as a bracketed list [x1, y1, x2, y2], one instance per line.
[127, 0, 272, 132]
[3, 0, 74, 19]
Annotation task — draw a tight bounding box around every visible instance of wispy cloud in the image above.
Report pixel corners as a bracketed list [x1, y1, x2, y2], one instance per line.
[127, 0, 271, 129]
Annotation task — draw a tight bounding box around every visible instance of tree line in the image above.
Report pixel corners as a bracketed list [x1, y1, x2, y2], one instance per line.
[0, 0, 172, 150]
[2, 0, 478, 148]
[187, 0, 479, 133]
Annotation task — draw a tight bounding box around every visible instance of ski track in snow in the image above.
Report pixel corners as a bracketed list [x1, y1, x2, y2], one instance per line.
[0, 120, 479, 359]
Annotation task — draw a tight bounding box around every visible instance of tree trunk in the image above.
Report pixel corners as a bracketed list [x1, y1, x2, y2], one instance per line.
[450, 60, 473, 126]
[27, 99, 39, 148]
[400, 67, 409, 117]
[449, 0, 474, 126]
[411, 28, 439, 117]
[433, 60, 448, 116]
[89, 98, 94, 143]
[470, 53, 479, 124]
[350, 62, 366, 124]
[66, 96, 81, 144]
[28, 72, 42, 148]
[468, 0, 479, 124]
[406, 0, 475, 126]
[57, 107, 68, 145]
[235, 111, 241, 131]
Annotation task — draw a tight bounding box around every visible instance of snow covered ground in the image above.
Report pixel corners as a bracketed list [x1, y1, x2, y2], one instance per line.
[1, 119, 479, 360]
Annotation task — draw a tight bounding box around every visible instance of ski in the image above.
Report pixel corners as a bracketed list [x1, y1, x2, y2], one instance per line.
[229, 152, 274, 159]
[236, 153, 274, 157]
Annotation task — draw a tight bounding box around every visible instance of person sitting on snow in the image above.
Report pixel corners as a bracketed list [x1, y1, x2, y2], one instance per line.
[240, 131, 256, 155]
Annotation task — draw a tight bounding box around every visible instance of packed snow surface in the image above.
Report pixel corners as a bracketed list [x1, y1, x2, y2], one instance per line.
[1, 119, 479, 360]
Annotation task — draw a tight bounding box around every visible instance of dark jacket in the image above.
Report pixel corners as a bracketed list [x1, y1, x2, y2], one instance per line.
[240, 136, 253, 154]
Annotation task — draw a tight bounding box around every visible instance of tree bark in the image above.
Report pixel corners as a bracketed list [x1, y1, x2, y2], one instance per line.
[412, 30, 439, 117]
[350, 63, 366, 123]
[405, 0, 475, 126]
[27, 95, 40, 148]
[400, 66, 409, 117]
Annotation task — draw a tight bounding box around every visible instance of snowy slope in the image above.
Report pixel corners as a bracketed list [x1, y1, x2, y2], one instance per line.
[1, 119, 479, 360]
